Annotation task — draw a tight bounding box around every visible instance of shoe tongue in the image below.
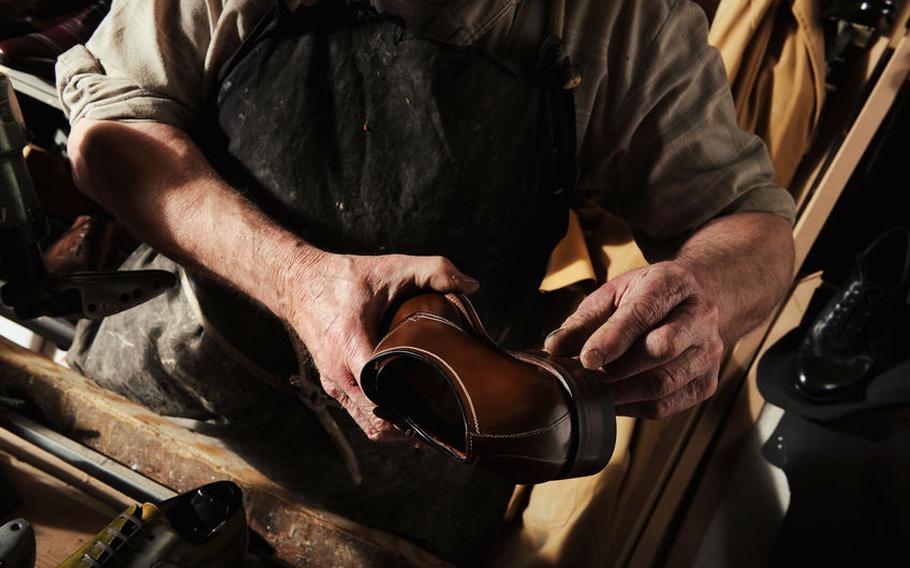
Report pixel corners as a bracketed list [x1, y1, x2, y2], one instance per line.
[390, 294, 467, 328]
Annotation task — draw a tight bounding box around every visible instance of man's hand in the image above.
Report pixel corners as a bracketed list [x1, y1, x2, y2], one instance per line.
[283, 251, 479, 441]
[69, 119, 482, 441]
[545, 262, 723, 419]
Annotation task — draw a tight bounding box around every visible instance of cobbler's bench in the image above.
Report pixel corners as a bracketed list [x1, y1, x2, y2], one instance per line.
[0, 337, 449, 567]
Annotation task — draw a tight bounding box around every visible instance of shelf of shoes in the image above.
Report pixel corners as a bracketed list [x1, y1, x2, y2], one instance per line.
[0, 64, 60, 110]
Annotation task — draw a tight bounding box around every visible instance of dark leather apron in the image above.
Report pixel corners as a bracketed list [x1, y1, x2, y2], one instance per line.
[190, 0, 577, 380]
[68, 1, 580, 560]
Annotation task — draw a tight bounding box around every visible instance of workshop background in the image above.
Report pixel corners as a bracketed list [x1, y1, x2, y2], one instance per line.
[2, 0, 910, 566]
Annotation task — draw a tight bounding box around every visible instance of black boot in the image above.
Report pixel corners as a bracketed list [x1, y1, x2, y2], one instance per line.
[796, 227, 910, 400]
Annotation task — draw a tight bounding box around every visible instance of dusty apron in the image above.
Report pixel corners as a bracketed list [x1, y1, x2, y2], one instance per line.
[68, 0, 579, 561]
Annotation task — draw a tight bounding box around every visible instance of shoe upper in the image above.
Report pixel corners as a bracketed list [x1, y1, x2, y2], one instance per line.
[797, 227, 910, 399]
[364, 293, 581, 484]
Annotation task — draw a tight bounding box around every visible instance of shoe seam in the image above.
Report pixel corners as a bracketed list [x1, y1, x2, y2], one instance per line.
[472, 412, 570, 439]
[376, 311, 469, 346]
[480, 454, 567, 464]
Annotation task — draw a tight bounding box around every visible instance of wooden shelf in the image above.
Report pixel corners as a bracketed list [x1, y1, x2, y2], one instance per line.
[0, 64, 61, 111]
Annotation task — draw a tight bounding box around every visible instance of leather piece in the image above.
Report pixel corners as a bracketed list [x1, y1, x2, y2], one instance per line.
[363, 293, 616, 484]
[43, 215, 115, 277]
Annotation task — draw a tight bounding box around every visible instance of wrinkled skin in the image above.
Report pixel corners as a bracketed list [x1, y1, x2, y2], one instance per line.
[547, 262, 724, 419]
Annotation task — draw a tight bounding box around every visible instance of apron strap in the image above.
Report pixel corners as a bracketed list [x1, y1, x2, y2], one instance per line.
[549, 0, 566, 38]
[547, 0, 582, 89]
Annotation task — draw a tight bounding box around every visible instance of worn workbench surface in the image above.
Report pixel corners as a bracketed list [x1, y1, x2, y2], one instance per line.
[0, 337, 447, 567]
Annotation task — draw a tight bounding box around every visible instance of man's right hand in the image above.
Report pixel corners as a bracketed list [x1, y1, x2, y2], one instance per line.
[282, 251, 480, 441]
[68, 120, 479, 441]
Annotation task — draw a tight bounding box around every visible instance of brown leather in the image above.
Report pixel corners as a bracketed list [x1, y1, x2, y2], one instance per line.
[43, 215, 115, 277]
[362, 293, 616, 484]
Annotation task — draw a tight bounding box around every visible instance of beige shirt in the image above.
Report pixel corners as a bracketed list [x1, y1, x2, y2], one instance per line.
[55, 0, 796, 254]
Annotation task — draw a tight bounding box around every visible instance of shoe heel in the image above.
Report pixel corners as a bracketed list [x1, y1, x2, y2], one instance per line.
[558, 366, 616, 480]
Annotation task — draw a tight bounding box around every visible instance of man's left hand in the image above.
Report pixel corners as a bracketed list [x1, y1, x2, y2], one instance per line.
[545, 261, 724, 419]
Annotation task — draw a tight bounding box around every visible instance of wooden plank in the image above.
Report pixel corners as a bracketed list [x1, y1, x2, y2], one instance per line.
[794, 34, 910, 266]
[791, 33, 890, 210]
[0, 65, 61, 110]
[0, 337, 449, 567]
[890, 1, 910, 49]
[1, 428, 129, 567]
[0, 411, 175, 505]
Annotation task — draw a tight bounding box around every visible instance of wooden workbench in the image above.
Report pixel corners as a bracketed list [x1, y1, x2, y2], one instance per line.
[0, 337, 447, 567]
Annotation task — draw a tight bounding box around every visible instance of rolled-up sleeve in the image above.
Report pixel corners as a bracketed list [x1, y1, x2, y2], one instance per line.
[56, 0, 215, 128]
[592, 0, 796, 259]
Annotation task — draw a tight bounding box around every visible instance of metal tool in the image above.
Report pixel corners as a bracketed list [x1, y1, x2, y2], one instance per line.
[0, 74, 175, 321]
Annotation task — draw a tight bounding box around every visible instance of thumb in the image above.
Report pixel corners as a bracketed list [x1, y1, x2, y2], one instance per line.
[410, 256, 480, 294]
[346, 327, 379, 387]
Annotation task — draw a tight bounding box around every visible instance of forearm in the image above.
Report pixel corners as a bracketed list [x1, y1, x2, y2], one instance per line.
[674, 212, 795, 343]
[67, 119, 319, 321]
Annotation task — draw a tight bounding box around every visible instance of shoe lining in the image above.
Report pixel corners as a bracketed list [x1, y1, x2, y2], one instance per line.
[377, 357, 466, 452]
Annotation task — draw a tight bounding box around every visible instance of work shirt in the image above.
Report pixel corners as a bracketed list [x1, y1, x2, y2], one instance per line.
[56, 0, 796, 257]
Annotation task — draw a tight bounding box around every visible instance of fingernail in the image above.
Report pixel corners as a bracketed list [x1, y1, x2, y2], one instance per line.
[582, 348, 605, 369]
[544, 328, 564, 349]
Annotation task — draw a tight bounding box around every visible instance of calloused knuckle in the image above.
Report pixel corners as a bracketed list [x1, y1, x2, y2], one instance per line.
[709, 337, 725, 360]
[708, 306, 720, 325]
[654, 363, 677, 384]
[648, 330, 678, 360]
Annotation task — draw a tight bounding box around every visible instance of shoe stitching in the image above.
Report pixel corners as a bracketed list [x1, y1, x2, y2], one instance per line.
[374, 345, 481, 433]
[376, 311, 469, 346]
[445, 293, 498, 344]
[480, 454, 567, 464]
[473, 412, 570, 439]
[513, 351, 575, 382]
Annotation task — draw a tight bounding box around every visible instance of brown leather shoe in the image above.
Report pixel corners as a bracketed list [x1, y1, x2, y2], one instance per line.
[43, 214, 115, 277]
[362, 293, 616, 484]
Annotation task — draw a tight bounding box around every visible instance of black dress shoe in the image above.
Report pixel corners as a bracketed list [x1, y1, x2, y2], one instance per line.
[796, 227, 910, 400]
